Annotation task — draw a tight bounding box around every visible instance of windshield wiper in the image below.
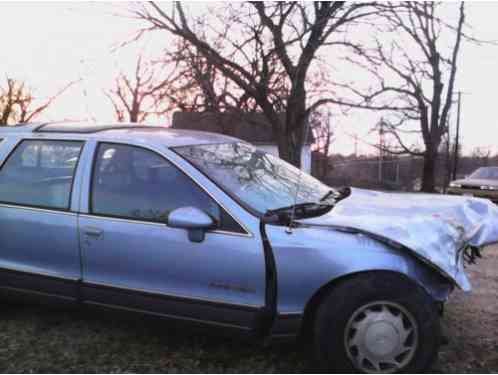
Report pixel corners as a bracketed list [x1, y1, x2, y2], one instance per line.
[264, 202, 333, 224]
[320, 187, 351, 203]
[320, 189, 337, 202]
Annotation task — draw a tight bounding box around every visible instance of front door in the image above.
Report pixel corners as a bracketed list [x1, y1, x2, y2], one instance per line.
[78, 142, 266, 330]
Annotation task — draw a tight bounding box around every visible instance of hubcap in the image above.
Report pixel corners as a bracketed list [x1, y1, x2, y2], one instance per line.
[344, 301, 418, 373]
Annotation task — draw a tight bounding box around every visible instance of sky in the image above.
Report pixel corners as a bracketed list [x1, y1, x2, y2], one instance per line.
[1, 2, 498, 156]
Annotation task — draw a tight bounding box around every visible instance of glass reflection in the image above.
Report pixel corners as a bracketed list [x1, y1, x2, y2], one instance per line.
[175, 142, 330, 214]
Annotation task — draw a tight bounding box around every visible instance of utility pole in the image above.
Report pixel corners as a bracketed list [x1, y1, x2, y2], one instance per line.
[395, 160, 400, 185]
[452, 91, 462, 180]
[444, 112, 452, 191]
[353, 134, 358, 158]
[378, 119, 385, 182]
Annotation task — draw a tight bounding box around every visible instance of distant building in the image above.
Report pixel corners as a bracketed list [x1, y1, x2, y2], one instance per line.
[172, 111, 314, 173]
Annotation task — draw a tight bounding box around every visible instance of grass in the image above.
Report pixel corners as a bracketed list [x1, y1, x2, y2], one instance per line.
[0, 246, 497, 373]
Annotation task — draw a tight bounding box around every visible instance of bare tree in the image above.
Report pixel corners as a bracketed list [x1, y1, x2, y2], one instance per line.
[152, 38, 259, 117]
[0, 77, 73, 125]
[132, 2, 375, 168]
[106, 54, 179, 123]
[331, 3, 466, 192]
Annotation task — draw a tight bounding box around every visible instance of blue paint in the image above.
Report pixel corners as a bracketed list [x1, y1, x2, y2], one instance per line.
[0, 123, 496, 337]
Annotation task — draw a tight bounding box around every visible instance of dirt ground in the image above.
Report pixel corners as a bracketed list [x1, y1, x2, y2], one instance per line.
[434, 244, 498, 373]
[0, 246, 496, 373]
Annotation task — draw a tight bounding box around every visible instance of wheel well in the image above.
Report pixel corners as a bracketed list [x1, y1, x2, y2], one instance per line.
[298, 270, 428, 342]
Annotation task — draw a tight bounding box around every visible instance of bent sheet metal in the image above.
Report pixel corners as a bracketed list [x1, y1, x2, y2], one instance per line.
[300, 188, 498, 290]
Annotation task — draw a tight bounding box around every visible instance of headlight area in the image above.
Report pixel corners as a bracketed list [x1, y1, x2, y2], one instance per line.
[480, 185, 498, 191]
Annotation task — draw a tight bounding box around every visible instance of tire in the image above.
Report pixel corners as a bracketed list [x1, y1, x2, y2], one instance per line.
[314, 272, 441, 373]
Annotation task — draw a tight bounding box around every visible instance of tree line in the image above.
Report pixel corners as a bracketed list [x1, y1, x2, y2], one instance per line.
[1, 2, 473, 192]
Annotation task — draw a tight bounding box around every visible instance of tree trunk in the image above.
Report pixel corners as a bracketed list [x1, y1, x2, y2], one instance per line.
[130, 107, 139, 123]
[421, 147, 438, 192]
[277, 129, 303, 169]
[277, 85, 307, 169]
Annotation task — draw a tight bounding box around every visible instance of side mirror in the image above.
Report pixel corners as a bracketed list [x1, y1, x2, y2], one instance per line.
[168, 207, 214, 243]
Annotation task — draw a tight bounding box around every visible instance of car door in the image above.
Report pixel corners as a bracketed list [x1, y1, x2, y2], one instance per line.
[78, 141, 266, 331]
[0, 138, 84, 302]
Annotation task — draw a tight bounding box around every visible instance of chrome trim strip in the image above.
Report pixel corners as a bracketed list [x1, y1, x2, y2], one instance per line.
[84, 301, 252, 331]
[209, 229, 252, 238]
[0, 202, 77, 216]
[0, 264, 80, 282]
[80, 214, 251, 237]
[80, 212, 252, 238]
[84, 280, 263, 310]
[79, 213, 166, 227]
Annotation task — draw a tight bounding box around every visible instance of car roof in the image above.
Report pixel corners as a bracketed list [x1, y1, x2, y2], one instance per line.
[0, 121, 240, 148]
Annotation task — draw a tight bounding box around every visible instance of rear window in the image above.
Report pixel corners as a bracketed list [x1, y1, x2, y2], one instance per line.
[0, 140, 83, 210]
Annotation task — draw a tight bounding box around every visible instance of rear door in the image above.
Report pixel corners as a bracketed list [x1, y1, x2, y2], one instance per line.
[0, 138, 84, 302]
[78, 141, 266, 331]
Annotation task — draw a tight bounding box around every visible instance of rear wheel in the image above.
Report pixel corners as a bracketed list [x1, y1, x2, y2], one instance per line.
[314, 272, 441, 373]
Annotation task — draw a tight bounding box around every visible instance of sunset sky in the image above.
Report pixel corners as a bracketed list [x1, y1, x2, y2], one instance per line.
[2, 2, 498, 156]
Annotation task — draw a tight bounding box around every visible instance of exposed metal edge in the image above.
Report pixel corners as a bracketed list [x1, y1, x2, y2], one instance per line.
[85, 300, 253, 331]
[83, 280, 263, 311]
[258, 221, 279, 337]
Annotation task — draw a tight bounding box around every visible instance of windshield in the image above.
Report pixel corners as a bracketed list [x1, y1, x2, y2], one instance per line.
[469, 167, 498, 180]
[174, 142, 331, 214]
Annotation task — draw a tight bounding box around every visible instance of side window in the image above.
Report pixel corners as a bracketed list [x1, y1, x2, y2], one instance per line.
[0, 140, 83, 210]
[91, 143, 241, 230]
[20, 142, 40, 167]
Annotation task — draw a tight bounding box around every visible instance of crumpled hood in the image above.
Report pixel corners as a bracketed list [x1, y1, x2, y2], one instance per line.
[299, 188, 498, 290]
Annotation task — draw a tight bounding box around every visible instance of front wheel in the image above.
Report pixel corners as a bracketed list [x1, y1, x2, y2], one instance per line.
[314, 272, 441, 373]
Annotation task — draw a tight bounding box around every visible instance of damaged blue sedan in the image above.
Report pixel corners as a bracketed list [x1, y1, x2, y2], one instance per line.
[1, 122, 497, 373]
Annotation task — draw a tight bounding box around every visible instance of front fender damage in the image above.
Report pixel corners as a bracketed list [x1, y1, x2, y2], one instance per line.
[299, 188, 498, 291]
[300, 222, 471, 292]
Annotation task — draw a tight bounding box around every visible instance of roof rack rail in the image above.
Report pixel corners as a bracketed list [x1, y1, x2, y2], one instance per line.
[5, 122, 45, 128]
[34, 122, 156, 134]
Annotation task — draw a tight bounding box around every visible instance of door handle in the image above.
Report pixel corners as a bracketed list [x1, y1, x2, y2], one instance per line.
[83, 226, 104, 238]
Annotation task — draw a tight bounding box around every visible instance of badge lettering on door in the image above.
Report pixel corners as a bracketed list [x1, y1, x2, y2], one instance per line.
[209, 282, 255, 294]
